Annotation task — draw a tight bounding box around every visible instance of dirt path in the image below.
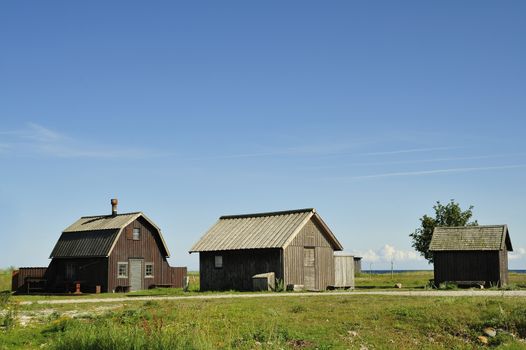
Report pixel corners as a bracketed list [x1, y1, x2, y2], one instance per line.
[19, 290, 526, 305]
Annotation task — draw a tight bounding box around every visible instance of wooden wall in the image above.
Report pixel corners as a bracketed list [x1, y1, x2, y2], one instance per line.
[108, 217, 172, 292]
[334, 255, 355, 288]
[283, 218, 335, 291]
[46, 258, 108, 293]
[354, 258, 362, 274]
[11, 267, 47, 293]
[499, 249, 509, 286]
[433, 251, 507, 286]
[199, 249, 282, 291]
[171, 266, 188, 288]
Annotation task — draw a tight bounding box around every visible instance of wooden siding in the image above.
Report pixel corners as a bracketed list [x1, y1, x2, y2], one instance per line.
[288, 219, 332, 248]
[199, 249, 282, 291]
[354, 258, 362, 274]
[11, 267, 47, 293]
[499, 249, 509, 285]
[433, 251, 507, 286]
[108, 217, 172, 292]
[46, 258, 108, 293]
[334, 255, 355, 288]
[171, 267, 187, 288]
[283, 218, 335, 290]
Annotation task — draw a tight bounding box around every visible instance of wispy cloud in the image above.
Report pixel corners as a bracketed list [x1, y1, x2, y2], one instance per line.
[197, 142, 372, 160]
[202, 145, 457, 160]
[0, 123, 168, 159]
[361, 147, 456, 156]
[351, 153, 526, 167]
[340, 164, 526, 181]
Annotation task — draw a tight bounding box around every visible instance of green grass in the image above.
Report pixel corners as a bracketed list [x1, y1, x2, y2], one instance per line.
[355, 271, 526, 290]
[3, 294, 526, 349]
[0, 268, 13, 292]
[355, 271, 435, 289]
[9, 271, 526, 304]
[3, 271, 526, 348]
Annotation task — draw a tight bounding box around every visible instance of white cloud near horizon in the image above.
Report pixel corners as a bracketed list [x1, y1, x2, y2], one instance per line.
[509, 247, 526, 260]
[0, 123, 169, 159]
[354, 244, 424, 264]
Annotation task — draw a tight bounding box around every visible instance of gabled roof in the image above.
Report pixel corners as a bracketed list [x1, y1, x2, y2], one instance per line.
[50, 212, 170, 258]
[189, 208, 343, 252]
[429, 225, 512, 252]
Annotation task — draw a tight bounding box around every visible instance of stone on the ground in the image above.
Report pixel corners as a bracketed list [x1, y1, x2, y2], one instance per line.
[483, 327, 497, 337]
[394, 283, 402, 289]
[477, 335, 489, 344]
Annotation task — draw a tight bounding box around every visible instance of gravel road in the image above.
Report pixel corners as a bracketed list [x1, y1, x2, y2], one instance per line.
[19, 290, 526, 305]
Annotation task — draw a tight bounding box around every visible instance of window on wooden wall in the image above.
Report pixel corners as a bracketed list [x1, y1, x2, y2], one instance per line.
[117, 262, 128, 278]
[214, 255, 223, 268]
[145, 263, 154, 278]
[132, 228, 140, 240]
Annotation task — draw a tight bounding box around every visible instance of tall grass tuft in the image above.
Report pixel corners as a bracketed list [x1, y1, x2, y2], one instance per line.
[50, 319, 210, 350]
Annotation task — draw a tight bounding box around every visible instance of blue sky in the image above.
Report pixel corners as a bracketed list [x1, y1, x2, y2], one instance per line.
[1, 1, 525, 270]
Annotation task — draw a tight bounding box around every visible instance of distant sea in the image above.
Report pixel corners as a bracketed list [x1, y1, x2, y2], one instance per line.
[363, 270, 526, 274]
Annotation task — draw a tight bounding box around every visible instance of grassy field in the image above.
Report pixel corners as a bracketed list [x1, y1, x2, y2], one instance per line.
[3, 271, 526, 349]
[3, 293, 526, 349]
[0, 269, 12, 293]
[355, 271, 526, 290]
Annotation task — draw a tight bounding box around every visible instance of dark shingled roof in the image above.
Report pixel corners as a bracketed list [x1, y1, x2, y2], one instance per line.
[190, 208, 343, 252]
[429, 225, 512, 252]
[50, 230, 120, 257]
[50, 212, 170, 258]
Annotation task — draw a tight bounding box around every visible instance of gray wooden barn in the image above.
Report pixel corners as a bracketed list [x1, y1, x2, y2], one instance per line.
[190, 208, 344, 291]
[429, 225, 513, 287]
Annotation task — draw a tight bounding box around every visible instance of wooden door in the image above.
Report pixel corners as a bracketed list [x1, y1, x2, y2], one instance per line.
[129, 259, 143, 291]
[304, 247, 315, 290]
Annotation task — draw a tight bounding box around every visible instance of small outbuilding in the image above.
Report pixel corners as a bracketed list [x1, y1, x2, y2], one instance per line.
[333, 253, 355, 289]
[353, 256, 362, 274]
[429, 225, 513, 287]
[190, 208, 344, 291]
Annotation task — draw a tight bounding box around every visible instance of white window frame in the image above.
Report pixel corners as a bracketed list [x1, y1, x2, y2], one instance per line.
[145, 263, 154, 278]
[132, 228, 140, 240]
[214, 255, 223, 269]
[117, 262, 128, 278]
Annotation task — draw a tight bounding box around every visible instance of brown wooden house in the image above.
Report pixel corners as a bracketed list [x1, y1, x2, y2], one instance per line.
[429, 225, 513, 287]
[190, 208, 344, 291]
[12, 199, 186, 293]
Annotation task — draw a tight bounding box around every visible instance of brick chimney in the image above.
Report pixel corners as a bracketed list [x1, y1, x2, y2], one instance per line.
[111, 198, 118, 216]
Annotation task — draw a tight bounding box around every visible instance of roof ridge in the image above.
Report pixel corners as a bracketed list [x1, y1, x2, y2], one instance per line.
[219, 208, 315, 220]
[436, 225, 506, 229]
[80, 211, 142, 219]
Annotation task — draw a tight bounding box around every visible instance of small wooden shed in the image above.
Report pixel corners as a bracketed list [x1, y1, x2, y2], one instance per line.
[353, 256, 362, 274]
[333, 253, 355, 289]
[429, 225, 513, 287]
[190, 208, 344, 291]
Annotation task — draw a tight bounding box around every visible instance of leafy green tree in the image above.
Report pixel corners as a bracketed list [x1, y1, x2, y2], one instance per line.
[410, 200, 478, 263]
